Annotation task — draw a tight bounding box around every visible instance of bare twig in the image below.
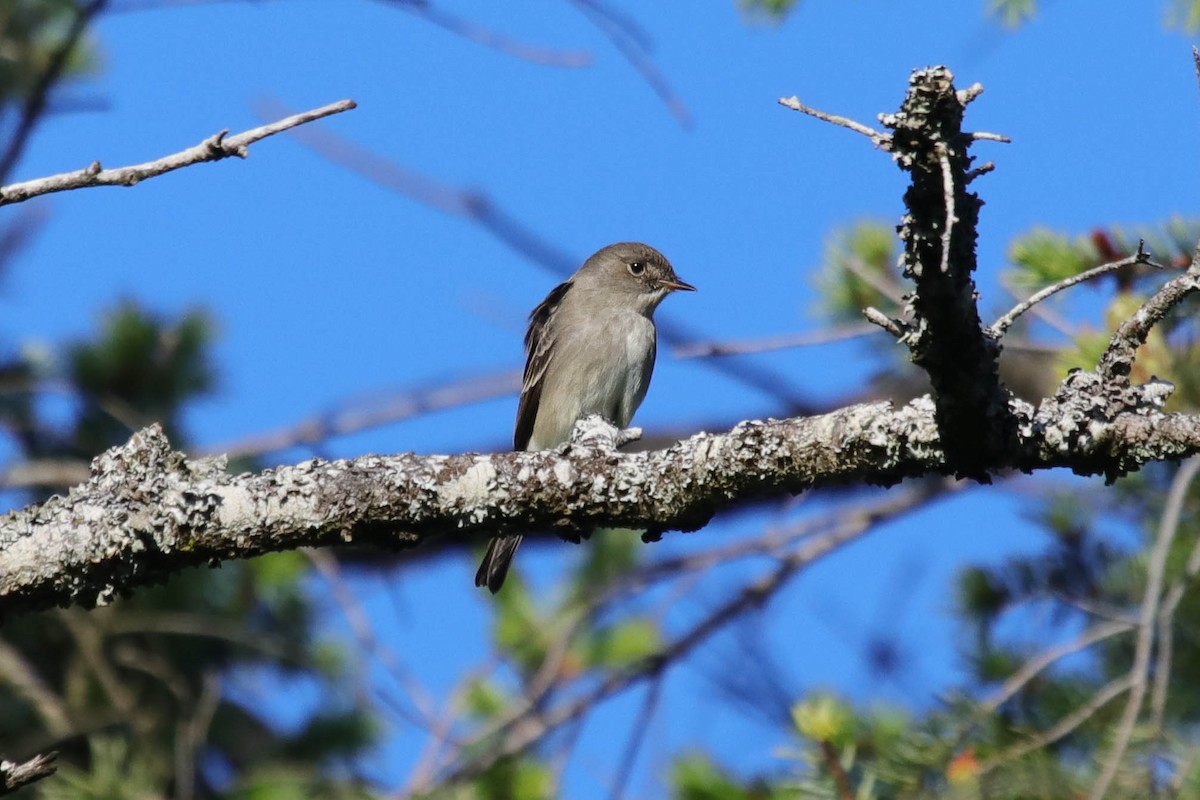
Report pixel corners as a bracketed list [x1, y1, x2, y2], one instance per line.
[1098, 247, 1200, 382]
[373, 0, 592, 67]
[177, 671, 219, 800]
[978, 619, 1135, 716]
[206, 369, 521, 459]
[863, 306, 906, 339]
[609, 481, 960, 608]
[306, 549, 437, 731]
[1193, 45, 1200, 96]
[840, 253, 907, 308]
[57, 609, 137, 718]
[0, 0, 107, 184]
[1089, 456, 1200, 800]
[607, 676, 663, 800]
[111, 0, 592, 67]
[104, 611, 301, 662]
[0, 459, 91, 491]
[969, 131, 1012, 142]
[935, 142, 956, 275]
[777, 96, 890, 148]
[991, 243, 1160, 337]
[819, 739, 855, 800]
[1053, 593, 1137, 626]
[957, 83, 985, 105]
[0, 205, 50, 276]
[672, 322, 877, 359]
[979, 674, 1135, 774]
[1151, 467, 1200, 732]
[0, 99, 357, 206]
[443, 483, 943, 780]
[997, 273, 1076, 338]
[0, 639, 73, 736]
[568, 0, 691, 127]
[0, 752, 57, 797]
[399, 662, 493, 797]
[966, 161, 996, 181]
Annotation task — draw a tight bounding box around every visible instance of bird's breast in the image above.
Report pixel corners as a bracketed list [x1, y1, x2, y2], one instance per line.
[530, 310, 656, 447]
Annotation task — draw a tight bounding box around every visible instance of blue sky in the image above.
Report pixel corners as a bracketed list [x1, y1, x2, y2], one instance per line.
[3, 0, 1199, 795]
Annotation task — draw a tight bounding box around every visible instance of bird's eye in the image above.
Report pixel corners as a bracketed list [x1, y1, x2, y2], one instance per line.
[628, 261, 646, 276]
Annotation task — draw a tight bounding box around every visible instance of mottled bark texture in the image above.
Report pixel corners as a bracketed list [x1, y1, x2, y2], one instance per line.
[886, 68, 1015, 478]
[4, 66, 1200, 618]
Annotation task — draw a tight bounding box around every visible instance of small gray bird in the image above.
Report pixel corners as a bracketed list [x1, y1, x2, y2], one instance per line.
[475, 242, 695, 593]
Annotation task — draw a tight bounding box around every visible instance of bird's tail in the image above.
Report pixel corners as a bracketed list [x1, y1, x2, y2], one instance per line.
[475, 534, 523, 593]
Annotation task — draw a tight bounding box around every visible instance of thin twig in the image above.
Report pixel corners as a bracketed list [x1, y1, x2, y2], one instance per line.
[615, 482, 959, 603]
[997, 273, 1076, 338]
[607, 676, 663, 800]
[0, 99, 357, 206]
[0, 638, 73, 736]
[375, 0, 593, 67]
[104, 612, 300, 662]
[0, 459, 91, 491]
[1089, 456, 1200, 800]
[176, 671, 219, 800]
[935, 142, 956, 275]
[979, 674, 1135, 774]
[1053, 593, 1137, 626]
[1171, 745, 1200, 794]
[978, 619, 1135, 716]
[778, 96, 891, 148]
[0, 752, 58, 797]
[444, 484, 944, 781]
[0, 0, 107, 184]
[1152, 519, 1200, 730]
[112, 0, 593, 67]
[672, 322, 877, 359]
[863, 307, 906, 339]
[206, 369, 521, 459]
[305, 549, 437, 730]
[991, 243, 1159, 337]
[568, 0, 692, 127]
[969, 131, 1012, 142]
[966, 161, 996, 182]
[1098, 246, 1200, 381]
[840, 253, 907, 308]
[957, 83, 985, 105]
[819, 739, 855, 800]
[399, 662, 493, 798]
[1193, 45, 1200, 97]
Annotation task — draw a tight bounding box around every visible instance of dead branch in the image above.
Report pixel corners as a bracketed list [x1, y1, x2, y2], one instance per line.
[0, 99, 357, 206]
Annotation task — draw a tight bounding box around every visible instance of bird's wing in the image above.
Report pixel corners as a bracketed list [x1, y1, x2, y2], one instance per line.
[514, 279, 573, 450]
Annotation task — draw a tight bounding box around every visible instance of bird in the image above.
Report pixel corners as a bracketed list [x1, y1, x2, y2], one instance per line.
[474, 242, 695, 593]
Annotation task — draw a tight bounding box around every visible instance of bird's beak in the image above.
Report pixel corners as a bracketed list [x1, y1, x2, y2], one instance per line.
[659, 277, 696, 292]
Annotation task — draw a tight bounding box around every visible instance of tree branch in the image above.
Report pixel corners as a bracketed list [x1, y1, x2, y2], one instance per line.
[990, 242, 1160, 337]
[3, 336, 1200, 621]
[0, 0, 108, 184]
[0, 752, 57, 797]
[0, 99, 356, 206]
[1089, 455, 1200, 800]
[784, 68, 1016, 477]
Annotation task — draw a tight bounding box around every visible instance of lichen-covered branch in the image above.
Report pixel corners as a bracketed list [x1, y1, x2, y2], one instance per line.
[785, 69, 1019, 477]
[4, 365, 1200, 619]
[885, 68, 1014, 476]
